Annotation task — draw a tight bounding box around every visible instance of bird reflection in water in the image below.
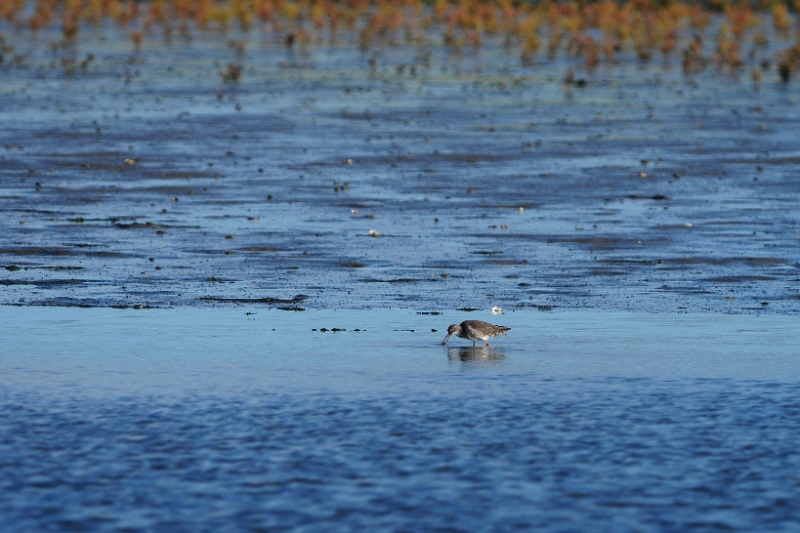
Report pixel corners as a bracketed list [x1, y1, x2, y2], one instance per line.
[447, 346, 506, 364]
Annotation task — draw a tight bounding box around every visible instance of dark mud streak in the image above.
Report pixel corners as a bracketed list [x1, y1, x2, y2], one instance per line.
[0, 279, 85, 286]
[668, 257, 787, 266]
[705, 276, 778, 282]
[0, 248, 75, 256]
[240, 246, 282, 252]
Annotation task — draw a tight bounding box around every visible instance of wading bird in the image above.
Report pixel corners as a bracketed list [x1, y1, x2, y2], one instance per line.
[441, 320, 510, 347]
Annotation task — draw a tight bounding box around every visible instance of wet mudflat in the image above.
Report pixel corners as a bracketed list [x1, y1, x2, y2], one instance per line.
[2, 307, 800, 532]
[2, 25, 799, 313]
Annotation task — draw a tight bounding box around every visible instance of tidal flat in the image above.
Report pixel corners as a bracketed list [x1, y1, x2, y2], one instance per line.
[1, 20, 799, 313]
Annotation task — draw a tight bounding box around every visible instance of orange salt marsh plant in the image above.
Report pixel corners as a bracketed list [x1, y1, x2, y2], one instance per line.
[725, 1, 758, 41]
[0, 0, 796, 80]
[772, 2, 793, 37]
[716, 22, 744, 67]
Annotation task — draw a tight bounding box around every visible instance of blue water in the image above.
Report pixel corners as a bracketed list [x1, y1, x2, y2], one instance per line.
[2, 308, 800, 532]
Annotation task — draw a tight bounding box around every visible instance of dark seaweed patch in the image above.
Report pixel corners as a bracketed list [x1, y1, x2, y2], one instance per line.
[199, 294, 308, 304]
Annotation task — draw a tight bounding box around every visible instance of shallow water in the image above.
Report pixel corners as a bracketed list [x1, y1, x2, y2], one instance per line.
[2, 307, 799, 532]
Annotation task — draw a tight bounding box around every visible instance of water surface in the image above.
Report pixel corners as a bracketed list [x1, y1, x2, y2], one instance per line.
[2, 307, 799, 532]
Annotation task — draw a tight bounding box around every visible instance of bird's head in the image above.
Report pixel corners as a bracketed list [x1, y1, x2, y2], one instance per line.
[441, 324, 461, 345]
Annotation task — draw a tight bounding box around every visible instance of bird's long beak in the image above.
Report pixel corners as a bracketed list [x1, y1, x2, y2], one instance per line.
[441, 333, 452, 345]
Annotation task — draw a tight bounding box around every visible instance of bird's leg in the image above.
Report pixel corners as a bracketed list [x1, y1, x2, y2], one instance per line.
[472, 341, 476, 347]
[484, 340, 490, 347]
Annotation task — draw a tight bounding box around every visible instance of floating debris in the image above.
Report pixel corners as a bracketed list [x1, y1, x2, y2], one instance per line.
[313, 327, 362, 332]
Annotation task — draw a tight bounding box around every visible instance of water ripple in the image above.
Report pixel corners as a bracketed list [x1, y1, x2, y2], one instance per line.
[3, 380, 800, 532]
